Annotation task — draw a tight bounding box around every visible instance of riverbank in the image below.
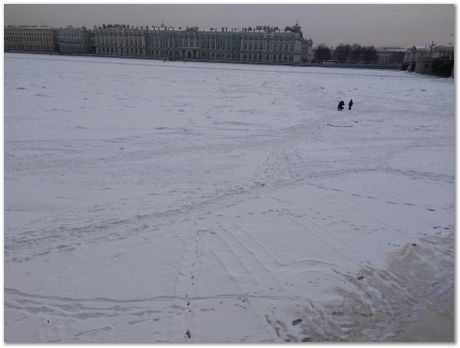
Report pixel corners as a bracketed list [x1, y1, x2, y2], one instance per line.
[394, 293, 454, 342]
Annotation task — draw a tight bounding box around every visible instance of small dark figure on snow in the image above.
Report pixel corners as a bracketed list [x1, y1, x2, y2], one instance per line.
[348, 99, 353, 110]
[337, 100, 345, 111]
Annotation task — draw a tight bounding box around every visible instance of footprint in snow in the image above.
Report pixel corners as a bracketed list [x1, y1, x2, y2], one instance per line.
[292, 319, 303, 326]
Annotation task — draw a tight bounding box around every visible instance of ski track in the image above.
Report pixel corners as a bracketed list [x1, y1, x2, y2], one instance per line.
[5, 53, 454, 342]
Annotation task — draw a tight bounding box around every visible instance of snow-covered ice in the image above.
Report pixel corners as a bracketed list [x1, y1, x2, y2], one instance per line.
[4, 53, 454, 342]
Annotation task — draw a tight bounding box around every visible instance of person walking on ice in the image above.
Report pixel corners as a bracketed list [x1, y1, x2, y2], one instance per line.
[348, 99, 353, 110]
[337, 100, 345, 111]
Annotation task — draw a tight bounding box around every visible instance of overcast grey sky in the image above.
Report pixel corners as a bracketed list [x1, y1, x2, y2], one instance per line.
[4, 4, 455, 48]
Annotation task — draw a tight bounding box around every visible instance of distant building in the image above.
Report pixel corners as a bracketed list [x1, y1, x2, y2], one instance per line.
[239, 28, 303, 64]
[402, 46, 417, 71]
[57, 27, 94, 54]
[302, 39, 313, 63]
[145, 26, 241, 61]
[376, 47, 406, 66]
[145, 27, 243, 62]
[94, 25, 146, 57]
[5, 26, 57, 52]
[145, 25, 306, 64]
[5, 23, 312, 66]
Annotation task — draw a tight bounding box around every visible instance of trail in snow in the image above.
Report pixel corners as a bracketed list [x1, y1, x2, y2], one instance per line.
[5, 53, 454, 342]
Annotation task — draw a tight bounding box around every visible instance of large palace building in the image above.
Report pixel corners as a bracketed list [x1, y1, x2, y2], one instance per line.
[5, 26, 58, 52]
[5, 23, 311, 65]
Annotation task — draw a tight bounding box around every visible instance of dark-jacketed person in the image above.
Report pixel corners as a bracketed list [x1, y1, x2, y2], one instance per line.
[349, 99, 353, 110]
[338, 100, 345, 111]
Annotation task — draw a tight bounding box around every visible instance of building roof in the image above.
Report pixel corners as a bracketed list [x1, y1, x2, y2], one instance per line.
[376, 47, 407, 53]
[434, 45, 454, 51]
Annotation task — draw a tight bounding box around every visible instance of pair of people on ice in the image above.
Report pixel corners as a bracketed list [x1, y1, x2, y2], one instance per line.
[338, 99, 353, 111]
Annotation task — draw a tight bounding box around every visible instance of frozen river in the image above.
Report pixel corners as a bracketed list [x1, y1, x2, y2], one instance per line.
[4, 53, 454, 342]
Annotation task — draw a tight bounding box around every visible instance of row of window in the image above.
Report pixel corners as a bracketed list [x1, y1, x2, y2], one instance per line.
[147, 32, 297, 40]
[144, 43, 296, 52]
[6, 32, 53, 37]
[96, 31, 144, 37]
[58, 35, 84, 41]
[147, 41, 240, 50]
[6, 36, 53, 42]
[59, 40, 87, 44]
[145, 37, 295, 43]
[242, 53, 294, 62]
[144, 40, 295, 49]
[97, 47, 145, 55]
[96, 38, 144, 45]
[5, 44, 54, 50]
[59, 44, 88, 48]
[96, 47, 296, 62]
[243, 43, 295, 50]
[60, 47, 89, 53]
[7, 34, 297, 50]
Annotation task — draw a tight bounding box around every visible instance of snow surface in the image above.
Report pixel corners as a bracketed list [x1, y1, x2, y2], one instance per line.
[4, 53, 454, 342]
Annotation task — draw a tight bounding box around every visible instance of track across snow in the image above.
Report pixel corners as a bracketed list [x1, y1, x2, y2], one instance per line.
[5, 53, 454, 342]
